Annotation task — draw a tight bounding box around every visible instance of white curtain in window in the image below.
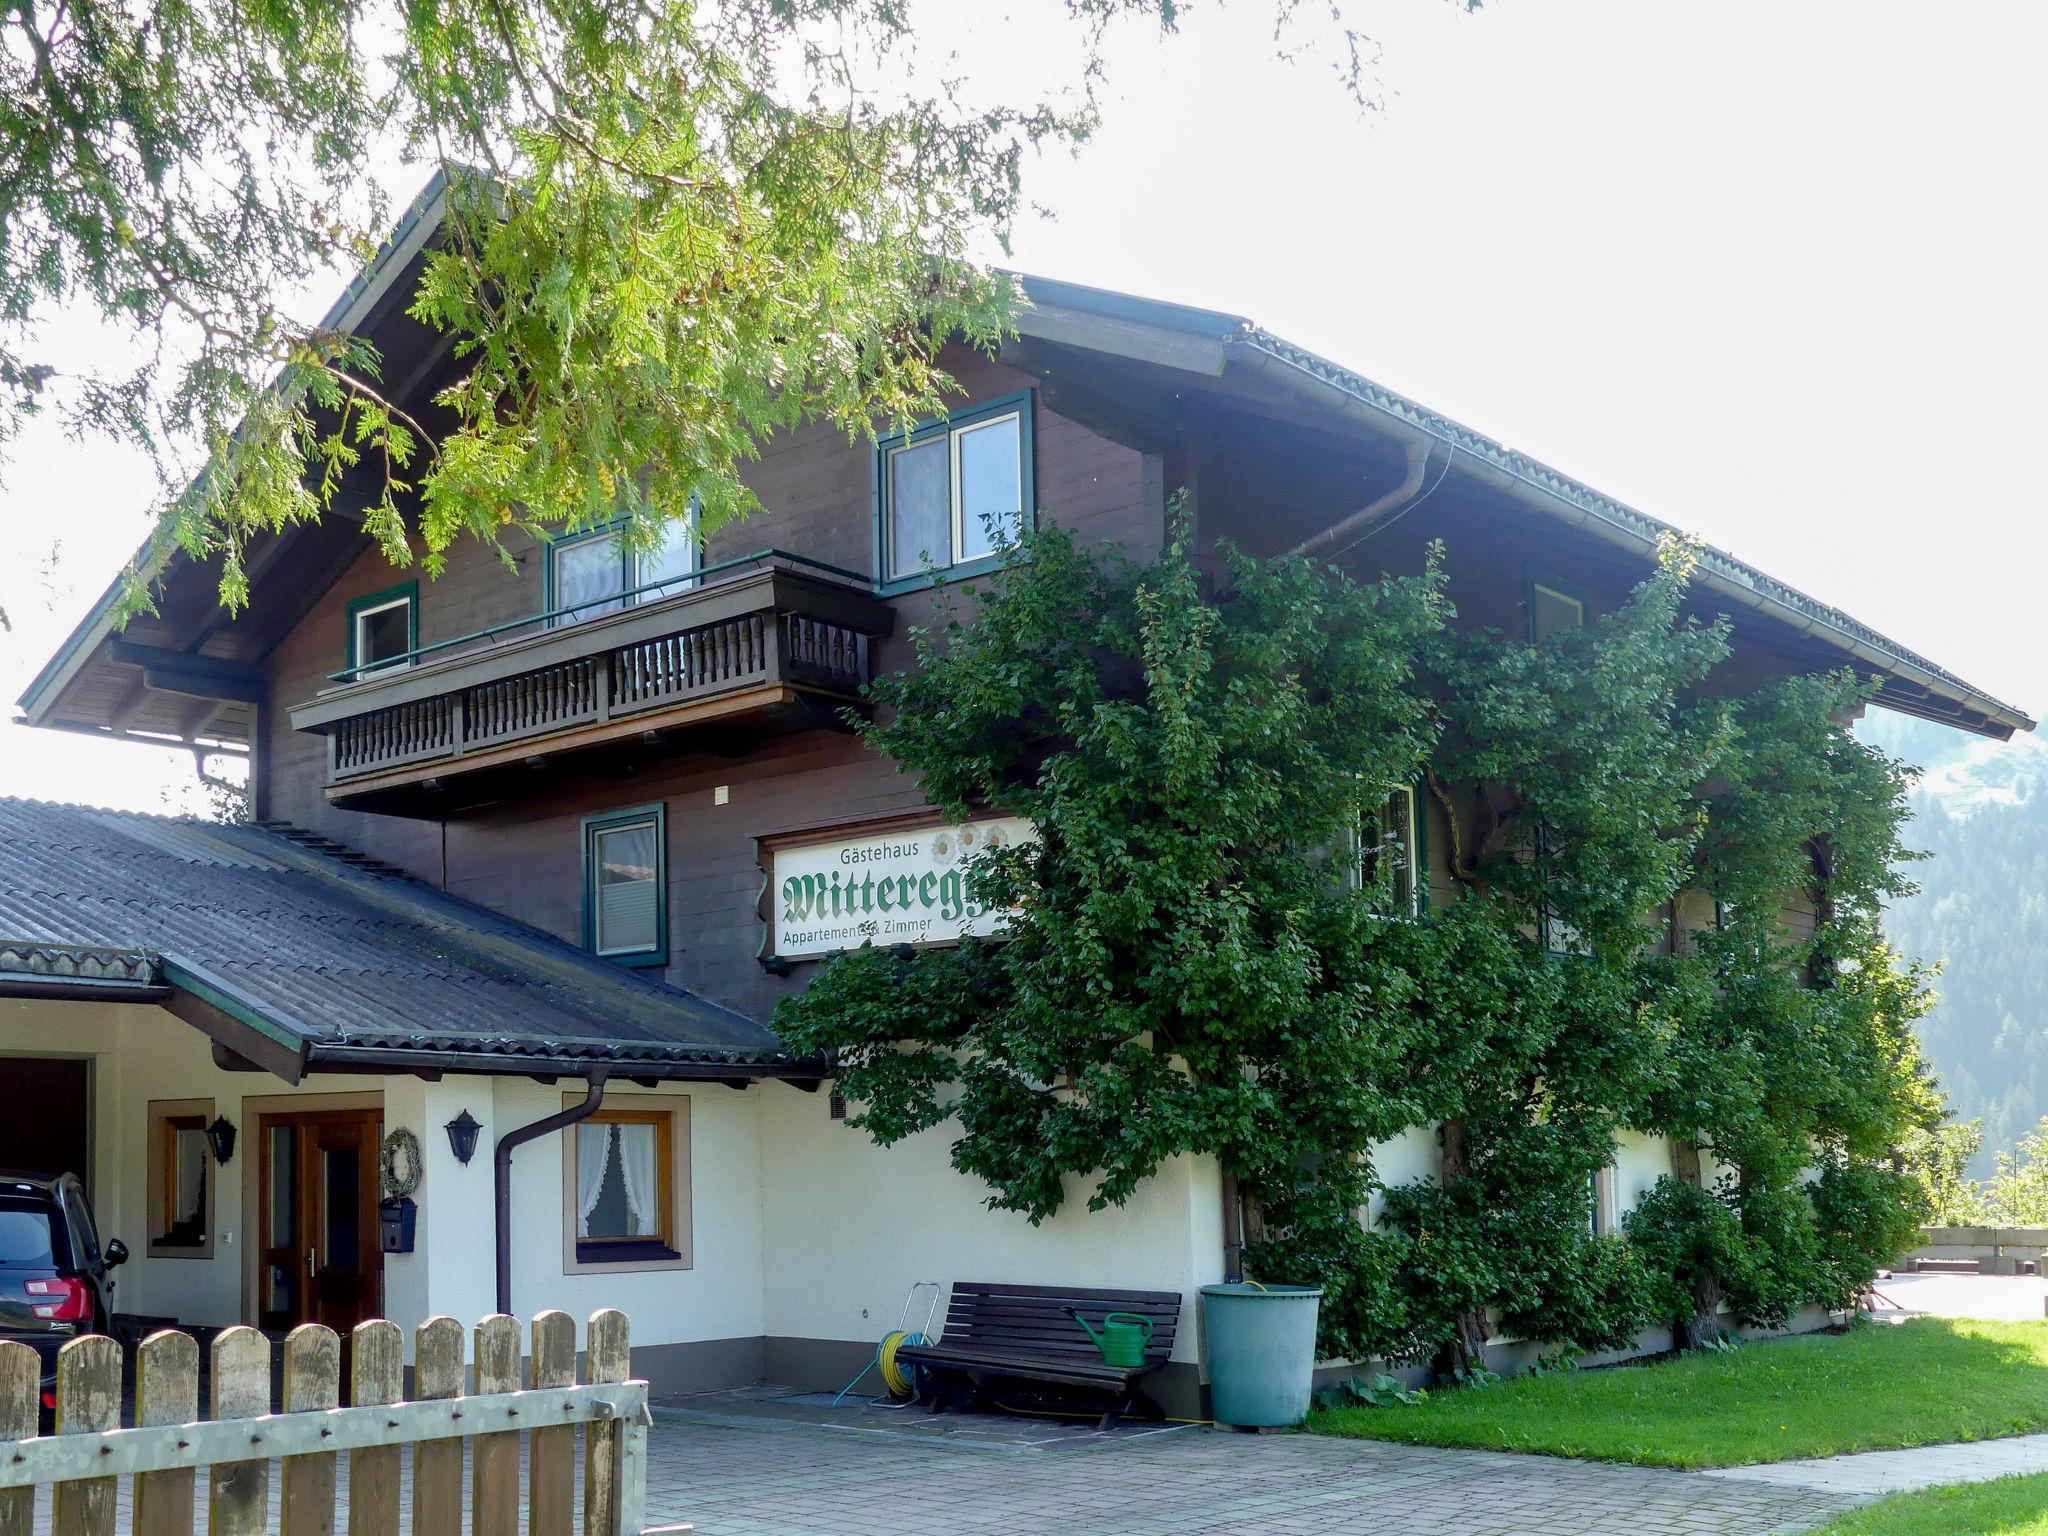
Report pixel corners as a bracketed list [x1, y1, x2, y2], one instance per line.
[553, 535, 627, 623]
[887, 437, 949, 579]
[576, 1123, 612, 1237]
[616, 1123, 658, 1239]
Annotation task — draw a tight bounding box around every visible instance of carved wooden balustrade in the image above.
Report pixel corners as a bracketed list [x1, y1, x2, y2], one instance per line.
[289, 557, 891, 808]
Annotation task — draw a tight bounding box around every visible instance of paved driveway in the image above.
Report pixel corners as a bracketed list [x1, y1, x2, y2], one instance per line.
[643, 1405, 1859, 1536]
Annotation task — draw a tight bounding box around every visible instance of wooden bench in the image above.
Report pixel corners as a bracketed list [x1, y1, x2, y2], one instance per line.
[895, 1281, 1181, 1430]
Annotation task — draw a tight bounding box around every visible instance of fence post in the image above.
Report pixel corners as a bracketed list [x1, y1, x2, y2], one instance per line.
[52, 1332, 119, 1536]
[472, 1315, 522, 1536]
[412, 1317, 465, 1536]
[583, 1309, 631, 1536]
[134, 1329, 200, 1536]
[209, 1326, 272, 1536]
[529, 1311, 576, 1536]
[281, 1324, 340, 1536]
[0, 1340, 37, 1536]
[348, 1320, 403, 1536]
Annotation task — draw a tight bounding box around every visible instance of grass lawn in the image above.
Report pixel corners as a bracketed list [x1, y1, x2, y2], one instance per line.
[1809, 1473, 2048, 1535]
[1310, 1319, 2048, 1468]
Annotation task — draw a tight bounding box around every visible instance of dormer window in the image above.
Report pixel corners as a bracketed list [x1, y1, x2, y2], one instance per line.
[547, 510, 700, 627]
[347, 583, 418, 677]
[876, 391, 1034, 591]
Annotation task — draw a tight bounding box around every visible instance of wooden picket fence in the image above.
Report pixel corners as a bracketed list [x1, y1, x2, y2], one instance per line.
[0, 1309, 679, 1536]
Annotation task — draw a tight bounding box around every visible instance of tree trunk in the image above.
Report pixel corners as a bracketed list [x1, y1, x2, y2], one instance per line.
[1669, 1139, 1722, 1351]
[1434, 1117, 1493, 1378]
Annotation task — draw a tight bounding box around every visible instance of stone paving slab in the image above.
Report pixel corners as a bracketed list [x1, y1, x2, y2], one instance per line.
[1706, 1431, 2048, 1497]
[644, 1405, 1858, 1536]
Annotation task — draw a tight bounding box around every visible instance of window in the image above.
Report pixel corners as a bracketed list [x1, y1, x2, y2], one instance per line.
[1350, 784, 1424, 917]
[547, 510, 699, 627]
[147, 1099, 214, 1258]
[563, 1097, 691, 1272]
[346, 583, 418, 677]
[876, 392, 1034, 589]
[0, 1201, 60, 1268]
[1543, 905, 1591, 957]
[1589, 1164, 1614, 1237]
[582, 805, 667, 966]
[1528, 577, 1586, 642]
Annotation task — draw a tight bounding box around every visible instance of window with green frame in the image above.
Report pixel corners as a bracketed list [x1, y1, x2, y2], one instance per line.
[546, 510, 700, 628]
[582, 805, 668, 967]
[345, 582, 418, 678]
[874, 390, 1035, 592]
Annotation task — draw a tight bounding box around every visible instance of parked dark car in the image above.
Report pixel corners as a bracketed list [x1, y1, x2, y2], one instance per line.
[0, 1172, 126, 1414]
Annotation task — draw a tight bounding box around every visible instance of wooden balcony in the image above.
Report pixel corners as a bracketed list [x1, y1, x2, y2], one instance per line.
[288, 556, 893, 814]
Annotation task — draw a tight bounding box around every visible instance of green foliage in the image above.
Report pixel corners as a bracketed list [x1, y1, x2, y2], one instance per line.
[778, 521, 1944, 1370]
[1312, 1318, 2048, 1468]
[1899, 1119, 1986, 1225]
[1862, 706, 2048, 1186]
[0, 0, 1444, 613]
[1979, 1117, 2048, 1226]
[1808, 1471, 2048, 1536]
[1313, 1372, 1428, 1411]
[779, 514, 1448, 1236]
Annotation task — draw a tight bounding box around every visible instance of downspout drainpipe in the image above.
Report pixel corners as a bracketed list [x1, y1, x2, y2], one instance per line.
[495, 1070, 608, 1316]
[1220, 1172, 1246, 1284]
[1285, 439, 1431, 562]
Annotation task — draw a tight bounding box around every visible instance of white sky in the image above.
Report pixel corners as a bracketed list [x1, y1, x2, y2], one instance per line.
[2, 0, 2042, 812]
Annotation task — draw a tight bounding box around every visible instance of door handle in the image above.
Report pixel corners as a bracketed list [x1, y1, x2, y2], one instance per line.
[306, 1244, 318, 1279]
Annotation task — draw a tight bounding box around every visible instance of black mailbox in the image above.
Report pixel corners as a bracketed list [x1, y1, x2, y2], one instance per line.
[378, 1196, 417, 1254]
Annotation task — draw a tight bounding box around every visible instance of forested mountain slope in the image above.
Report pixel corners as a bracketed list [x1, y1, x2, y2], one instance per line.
[1861, 712, 2048, 1176]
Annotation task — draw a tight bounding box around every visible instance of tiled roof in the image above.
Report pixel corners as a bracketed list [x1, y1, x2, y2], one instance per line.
[1236, 327, 2031, 730]
[0, 798, 789, 1076]
[1013, 273, 2033, 738]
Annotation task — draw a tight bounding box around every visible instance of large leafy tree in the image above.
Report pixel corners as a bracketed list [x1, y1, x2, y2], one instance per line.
[780, 526, 1944, 1370]
[0, 0, 1452, 614]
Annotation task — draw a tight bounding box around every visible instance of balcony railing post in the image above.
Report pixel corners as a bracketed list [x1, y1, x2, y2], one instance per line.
[763, 611, 784, 686]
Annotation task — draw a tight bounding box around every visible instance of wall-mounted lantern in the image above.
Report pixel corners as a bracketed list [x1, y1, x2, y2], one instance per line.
[204, 1116, 237, 1166]
[444, 1110, 482, 1166]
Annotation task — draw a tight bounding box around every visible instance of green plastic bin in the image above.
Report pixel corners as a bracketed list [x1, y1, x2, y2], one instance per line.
[1201, 1283, 1322, 1428]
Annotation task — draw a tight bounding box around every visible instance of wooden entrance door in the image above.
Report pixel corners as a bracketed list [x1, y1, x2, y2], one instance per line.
[258, 1110, 382, 1332]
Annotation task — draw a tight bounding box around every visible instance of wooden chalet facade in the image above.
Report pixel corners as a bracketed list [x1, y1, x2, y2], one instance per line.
[6, 173, 2032, 1407]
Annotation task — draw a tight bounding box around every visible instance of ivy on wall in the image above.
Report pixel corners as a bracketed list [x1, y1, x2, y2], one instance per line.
[774, 516, 1940, 1373]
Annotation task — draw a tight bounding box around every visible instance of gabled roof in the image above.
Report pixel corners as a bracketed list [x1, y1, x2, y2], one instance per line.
[0, 797, 794, 1082]
[15, 174, 2032, 744]
[1011, 275, 2034, 741]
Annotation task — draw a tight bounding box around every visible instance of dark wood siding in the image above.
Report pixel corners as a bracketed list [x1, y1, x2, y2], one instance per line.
[257, 346, 1164, 1001]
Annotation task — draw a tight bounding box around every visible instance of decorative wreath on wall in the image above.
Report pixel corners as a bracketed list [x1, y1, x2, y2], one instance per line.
[379, 1127, 424, 1201]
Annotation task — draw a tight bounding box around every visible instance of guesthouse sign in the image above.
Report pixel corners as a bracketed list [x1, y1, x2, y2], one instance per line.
[770, 817, 1034, 959]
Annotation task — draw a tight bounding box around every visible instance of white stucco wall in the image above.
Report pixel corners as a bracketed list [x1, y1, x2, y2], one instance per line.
[755, 1084, 1224, 1366]
[0, 997, 383, 1330]
[481, 1076, 767, 1349]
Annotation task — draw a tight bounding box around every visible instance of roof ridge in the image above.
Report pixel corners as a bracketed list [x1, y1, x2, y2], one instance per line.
[0, 794, 206, 825]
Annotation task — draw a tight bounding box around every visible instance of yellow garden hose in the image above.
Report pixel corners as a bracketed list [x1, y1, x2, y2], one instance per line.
[878, 1330, 920, 1399]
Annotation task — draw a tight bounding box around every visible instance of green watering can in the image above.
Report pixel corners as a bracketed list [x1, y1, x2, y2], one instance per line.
[1065, 1307, 1154, 1368]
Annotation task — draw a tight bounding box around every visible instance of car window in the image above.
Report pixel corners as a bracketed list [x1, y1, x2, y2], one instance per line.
[61, 1185, 99, 1267]
[0, 1202, 64, 1267]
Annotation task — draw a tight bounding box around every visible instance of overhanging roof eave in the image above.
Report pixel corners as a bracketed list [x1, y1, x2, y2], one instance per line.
[15, 169, 456, 727]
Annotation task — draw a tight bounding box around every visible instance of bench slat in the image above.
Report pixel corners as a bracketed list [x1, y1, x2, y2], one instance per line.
[950, 1282, 1183, 1305]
